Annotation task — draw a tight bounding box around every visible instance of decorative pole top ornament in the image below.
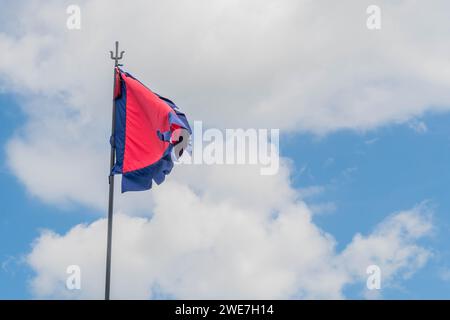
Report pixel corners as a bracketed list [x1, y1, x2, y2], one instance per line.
[110, 41, 125, 67]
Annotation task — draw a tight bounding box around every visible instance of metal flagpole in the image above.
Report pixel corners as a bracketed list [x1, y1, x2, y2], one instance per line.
[105, 41, 124, 300]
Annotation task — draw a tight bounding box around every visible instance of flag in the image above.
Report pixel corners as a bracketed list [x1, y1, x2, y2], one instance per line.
[111, 67, 191, 192]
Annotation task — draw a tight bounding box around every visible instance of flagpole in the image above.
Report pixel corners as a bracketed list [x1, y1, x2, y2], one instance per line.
[105, 41, 124, 300]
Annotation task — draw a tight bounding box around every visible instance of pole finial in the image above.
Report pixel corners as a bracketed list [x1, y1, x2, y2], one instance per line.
[110, 41, 125, 67]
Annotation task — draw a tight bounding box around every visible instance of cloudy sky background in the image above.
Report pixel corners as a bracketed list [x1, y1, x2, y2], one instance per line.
[0, 0, 450, 299]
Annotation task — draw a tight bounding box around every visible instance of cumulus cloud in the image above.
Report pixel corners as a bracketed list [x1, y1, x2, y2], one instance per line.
[339, 205, 433, 289]
[2, 0, 450, 207]
[26, 193, 433, 299]
[0, 0, 444, 298]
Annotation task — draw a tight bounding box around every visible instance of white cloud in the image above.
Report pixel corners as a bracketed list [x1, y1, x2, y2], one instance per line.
[2, 0, 450, 207]
[0, 1, 443, 298]
[26, 197, 433, 299]
[339, 205, 433, 284]
[2, 1, 450, 130]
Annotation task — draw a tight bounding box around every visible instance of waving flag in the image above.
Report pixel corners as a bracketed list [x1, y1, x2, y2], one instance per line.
[111, 68, 191, 192]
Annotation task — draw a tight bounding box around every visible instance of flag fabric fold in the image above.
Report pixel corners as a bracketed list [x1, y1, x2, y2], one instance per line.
[111, 68, 191, 192]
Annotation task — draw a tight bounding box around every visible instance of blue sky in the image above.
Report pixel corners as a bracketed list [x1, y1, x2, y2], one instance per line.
[0, 94, 96, 298]
[1, 0, 450, 300]
[1, 90, 449, 298]
[283, 114, 450, 299]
